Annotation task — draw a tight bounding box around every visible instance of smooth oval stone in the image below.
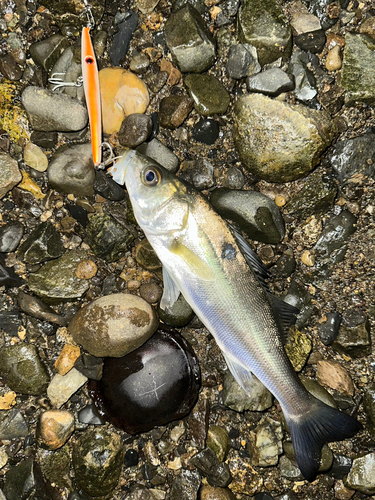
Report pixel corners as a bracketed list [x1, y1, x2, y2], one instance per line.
[99, 67, 149, 135]
[68, 293, 159, 358]
[88, 326, 201, 434]
[118, 113, 153, 147]
[185, 74, 230, 116]
[191, 118, 220, 144]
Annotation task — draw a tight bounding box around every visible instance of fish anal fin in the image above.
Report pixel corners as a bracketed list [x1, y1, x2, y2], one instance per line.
[169, 241, 215, 281]
[267, 293, 299, 343]
[222, 352, 256, 398]
[160, 267, 181, 311]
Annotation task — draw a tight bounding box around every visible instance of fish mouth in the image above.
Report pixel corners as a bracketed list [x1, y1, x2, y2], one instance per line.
[107, 149, 136, 186]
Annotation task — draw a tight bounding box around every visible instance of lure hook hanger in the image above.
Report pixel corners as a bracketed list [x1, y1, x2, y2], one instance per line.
[82, 0, 95, 29]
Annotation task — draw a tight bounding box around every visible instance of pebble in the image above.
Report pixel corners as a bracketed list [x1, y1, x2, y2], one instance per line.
[290, 11, 321, 36]
[210, 188, 285, 244]
[284, 327, 312, 371]
[363, 383, 375, 438]
[0, 221, 24, 252]
[301, 250, 315, 267]
[94, 171, 125, 202]
[29, 34, 69, 71]
[345, 452, 375, 494]
[17, 290, 67, 326]
[334, 480, 355, 500]
[0, 152, 22, 199]
[246, 68, 295, 97]
[168, 469, 201, 500]
[247, 416, 283, 467]
[73, 428, 124, 498]
[0, 391, 16, 410]
[118, 113, 153, 147]
[179, 159, 215, 191]
[316, 360, 354, 396]
[332, 309, 371, 358]
[190, 448, 232, 488]
[54, 344, 81, 376]
[0, 53, 22, 81]
[129, 50, 150, 73]
[317, 312, 341, 346]
[159, 95, 194, 130]
[326, 45, 342, 71]
[164, 5, 216, 73]
[17, 221, 65, 265]
[221, 371, 273, 412]
[88, 327, 200, 433]
[28, 249, 90, 300]
[124, 448, 139, 467]
[226, 43, 261, 79]
[237, 0, 292, 66]
[68, 293, 158, 358]
[313, 210, 357, 259]
[288, 49, 317, 101]
[47, 368, 88, 408]
[23, 142, 48, 172]
[74, 354, 103, 381]
[187, 397, 210, 449]
[0, 409, 29, 439]
[75, 259, 97, 280]
[200, 485, 236, 500]
[139, 282, 163, 303]
[0, 343, 49, 396]
[3, 458, 50, 500]
[21, 86, 88, 132]
[137, 138, 180, 172]
[37, 446, 71, 490]
[223, 167, 245, 189]
[158, 293, 195, 327]
[17, 170, 45, 200]
[99, 67, 149, 135]
[109, 10, 139, 66]
[38, 410, 75, 450]
[233, 94, 336, 182]
[279, 455, 303, 480]
[227, 454, 263, 496]
[359, 16, 375, 41]
[0, 448, 8, 469]
[192, 119, 220, 145]
[294, 30, 326, 53]
[207, 425, 229, 462]
[185, 74, 230, 116]
[47, 143, 95, 197]
[78, 405, 105, 425]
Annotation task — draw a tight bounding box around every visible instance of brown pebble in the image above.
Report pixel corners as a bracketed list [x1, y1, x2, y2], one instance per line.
[301, 250, 315, 266]
[38, 410, 75, 450]
[0, 391, 16, 410]
[75, 259, 98, 279]
[4, 13, 13, 22]
[325, 45, 342, 71]
[127, 280, 141, 291]
[316, 360, 354, 396]
[54, 344, 81, 376]
[139, 282, 163, 303]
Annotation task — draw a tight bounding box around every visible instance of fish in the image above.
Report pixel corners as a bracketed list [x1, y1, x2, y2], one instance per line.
[108, 149, 361, 481]
[81, 26, 102, 167]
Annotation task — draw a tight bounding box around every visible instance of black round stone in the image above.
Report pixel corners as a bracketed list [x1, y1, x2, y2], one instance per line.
[191, 119, 220, 145]
[124, 449, 139, 467]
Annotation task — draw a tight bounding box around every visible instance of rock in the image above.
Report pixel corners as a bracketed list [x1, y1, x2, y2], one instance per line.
[85, 213, 134, 262]
[247, 416, 283, 467]
[0, 254, 24, 288]
[0, 53, 22, 81]
[78, 404, 105, 425]
[54, 344, 81, 375]
[221, 371, 273, 412]
[0, 344, 49, 395]
[326, 45, 342, 71]
[200, 485, 236, 500]
[38, 410, 75, 450]
[0, 390, 16, 410]
[3, 458, 56, 500]
[290, 8, 321, 36]
[288, 49, 317, 102]
[75, 259, 97, 280]
[185, 74, 230, 116]
[109, 11, 139, 66]
[69, 293, 158, 357]
[0, 152, 22, 199]
[190, 448, 232, 488]
[28, 249, 90, 300]
[168, 470, 201, 500]
[0, 221, 24, 252]
[37, 446, 71, 490]
[47, 143, 95, 197]
[284, 171, 337, 220]
[137, 138, 180, 173]
[294, 30, 326, 54]
[164, 5, 216, 73]
[226, 43, 261, 79]
[345, 453, 375, 494]
[159, 95, 194, 129]
[224, 167, 245, 189]
[99, 67, 149, 135]
[118, 113, 153, 147]
[0, 447, 8, 469]
[341, 34, 375, 105]
[94, 170, 126, 201]
[73, 428, 124, 498]
[359, 16, 375, 40]
[124, 449, 139, 467]
[49, 46, 84, 100]
[316, 360, 354, 396]
[227, 453, 263, 496]
[334, 480, 355, 500]
[21, 86, 88, 132]
[233, 94, 337, 182]
[331, 309, 371, 358]
[330, 454, 353, 480]
[139, 282, 162, 304]
[317, 312, 341, 346]
[74, 354, 103, 381]
[144, 70, 169, 93]
[135, 238, 162, 270]
[246, 68, 295, 97]
[129, 50, 150, 74]
[179, 159, 214, 190]
[237, 0, 292, 66]
[17, 291, 67, 326]
[313, 211, 357, 259]
[29, 34, 69, 70]
[210, 188, 285, 244]
[88, 327, 200, 434]
[279, 455, 304, 480]
[207, 426, 229, 462]
[23, 142, 48, 172]
[285, 327, 312, 372]
[17, 170, 45, 200]
[0, 409, 29, 439]
[158, 293, 195, 327]
[363, 383, 375, 438]
[47, 368, 88, 408]
[17, 221, 65, 265]
[329, 133, 375, 184]
[187, 396, 210, 449]
[192, 119, 220, 145]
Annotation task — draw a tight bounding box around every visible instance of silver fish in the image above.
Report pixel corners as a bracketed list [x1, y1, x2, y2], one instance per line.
[109, 150, 361, 481]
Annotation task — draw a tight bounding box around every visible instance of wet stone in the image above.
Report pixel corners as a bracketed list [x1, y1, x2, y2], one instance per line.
[332, 309, 371, 358]
[88, 327, 200, 434]
[48, 143, 95, 197]
[187, 396, 210, 449]
[47, 368, 88, 408]
[137, 138, 180, 173]
[317, 312, 341, 346]
[94, 170, 125, 201]
[73, 428, 124, 498]
[37, 446, 71, 490]
[313, 211, 357, 259]
[164, 5, 216, 73]
[207, 425, 229, 462]
[78, 404, 104, 425]
[0, 152, 22, 199]
[330, 454, 353, 480]
[118, 113, 153, 147]
[210, 188, 285, 244]
[345, 452, 375, 495]
[247, 416, 283, 467]
[0, 343, 49, 395]
[55, 344, 81, 375]
[67, 204, 89, 227]
[271, 250, 296, 279]
[0, 409, 29, 440]
[222, 371, 273, 412]
[28, 249, 90, 300]
[139, 282, 162, 304]
[200, 486, 236, 500]
[0, 308, 22, 336]
[85, 214, 134, 262]
[316, 360, 354, 396]
[237, 0, 292, 66]
[109, 10, 139, 66]
[144, 70, 168, 93]
[0, 221, 24, 252]
[279, 455, 304, 480]
[179, 159, 214, 191]
[17, 221, 65, 265]
[38, 410, 75, 450]
[226, 43, 261, 79]
[3, 458, 53, 500]
[0, 254, 24, 288]
[169, 469, 201, 500]
[185, 74, 230, 116]
[29, 34, 69, 71]
[124, 449, 139, 468]
[294, 30, 326, 53]
[0, 53, 22, 81]
[224, 167, 245, 189]
[246, 68, 295, 97]
[191, 119, 220, 145]
[129, 50, 150, 73]
[68, 293, 158, 358]
[363, 383, 375, 438]
[18, 291, 67, 326]
[190, 448, 232, 488]
[288, 49, 317, 102]
[158, 293, 195, 327]
[159, 95, 194, 130]
[135, 238, 162, 270]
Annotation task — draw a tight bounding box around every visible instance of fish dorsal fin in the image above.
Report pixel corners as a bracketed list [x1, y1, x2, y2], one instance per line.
[168, 240, 215, 281]
[160, 267, 181, 311]
[222, 351, 256, 398]
[267, 293, 299, 343]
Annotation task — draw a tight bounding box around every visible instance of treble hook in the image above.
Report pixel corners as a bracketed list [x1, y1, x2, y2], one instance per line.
[48, 73, 84, 91]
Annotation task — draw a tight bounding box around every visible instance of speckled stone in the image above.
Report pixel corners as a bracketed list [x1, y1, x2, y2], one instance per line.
[346, 453, 375, 494]
[0, 152, 22, 199]
[38, 410, 75, 450]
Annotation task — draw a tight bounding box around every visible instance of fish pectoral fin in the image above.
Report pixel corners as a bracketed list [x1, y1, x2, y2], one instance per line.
[222, 351, 256, 397]
[168, 241, 215, 281]
[160, 267, 181, 311]
[107, 150, 135, 185]
[267, 293, 299, 343]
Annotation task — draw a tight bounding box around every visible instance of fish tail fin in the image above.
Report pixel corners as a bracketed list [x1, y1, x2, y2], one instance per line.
[285, 397, 361, 481]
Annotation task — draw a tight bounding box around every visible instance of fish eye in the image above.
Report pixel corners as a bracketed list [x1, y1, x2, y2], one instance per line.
[143, 166, 161, 186]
